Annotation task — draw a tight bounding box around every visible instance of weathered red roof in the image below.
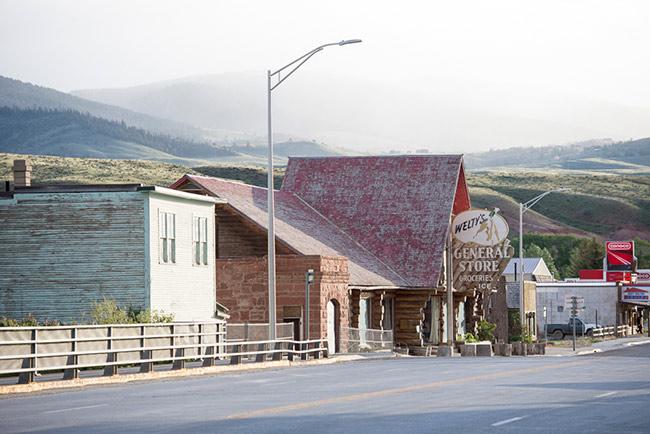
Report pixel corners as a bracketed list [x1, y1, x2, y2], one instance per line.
[171, 155, 469, 287]
[282, 155, 470, 287]
[173, 175, 407, 286]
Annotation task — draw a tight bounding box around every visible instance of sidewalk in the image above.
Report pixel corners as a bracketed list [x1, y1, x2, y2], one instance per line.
[545, 335, 650, 356]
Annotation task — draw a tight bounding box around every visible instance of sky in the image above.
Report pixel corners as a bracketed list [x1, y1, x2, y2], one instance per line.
[1, 0, 650, 152]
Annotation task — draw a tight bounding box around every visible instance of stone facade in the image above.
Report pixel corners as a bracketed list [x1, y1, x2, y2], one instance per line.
[216, 255, 350, 348]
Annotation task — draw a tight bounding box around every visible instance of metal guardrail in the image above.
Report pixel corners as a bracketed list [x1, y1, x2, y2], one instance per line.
[340, 327, 393, 352]
[0, 321, 327, 385]
[592, 325, 632, 338]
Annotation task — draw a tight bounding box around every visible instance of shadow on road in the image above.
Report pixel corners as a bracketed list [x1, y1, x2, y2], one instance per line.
[14, 393, 650, 434]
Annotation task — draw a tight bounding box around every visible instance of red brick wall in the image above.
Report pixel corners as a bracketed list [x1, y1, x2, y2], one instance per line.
[216, 255, 350, 345]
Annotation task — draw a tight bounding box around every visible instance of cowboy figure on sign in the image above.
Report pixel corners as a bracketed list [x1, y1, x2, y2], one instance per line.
[474, 208, 501, 244]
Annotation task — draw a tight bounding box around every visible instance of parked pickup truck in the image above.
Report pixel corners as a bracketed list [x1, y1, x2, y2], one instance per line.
[546, 318, 597, 339]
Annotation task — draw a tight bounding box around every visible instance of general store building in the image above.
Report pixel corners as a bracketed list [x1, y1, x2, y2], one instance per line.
[172, 155, 474, 351]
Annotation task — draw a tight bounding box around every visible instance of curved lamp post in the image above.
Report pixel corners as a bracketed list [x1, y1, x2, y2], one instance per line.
[518, 188, 570, 337]
[266, 39, 362, 340]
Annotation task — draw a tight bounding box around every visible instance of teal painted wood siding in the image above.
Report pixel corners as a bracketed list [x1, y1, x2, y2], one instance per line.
[0, 192, 146, 324]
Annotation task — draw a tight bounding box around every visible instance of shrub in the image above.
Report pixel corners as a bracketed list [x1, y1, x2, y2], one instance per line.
[477, 319, 497, 342]
[90, 299, 174, 324]
[0, 314, 60, 327]
[464, 332, 478, 343]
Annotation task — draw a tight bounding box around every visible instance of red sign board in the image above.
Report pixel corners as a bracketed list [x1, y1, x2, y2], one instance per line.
[606, 241, 634, 271]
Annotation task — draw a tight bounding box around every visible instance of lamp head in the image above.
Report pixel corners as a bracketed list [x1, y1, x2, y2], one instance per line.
[339, 39, 362, 46]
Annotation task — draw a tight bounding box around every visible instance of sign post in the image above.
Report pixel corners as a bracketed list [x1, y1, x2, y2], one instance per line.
[566, 296, 583, 351]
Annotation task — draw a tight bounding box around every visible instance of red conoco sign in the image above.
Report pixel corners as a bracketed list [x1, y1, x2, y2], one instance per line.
[606, 240, 634, 272]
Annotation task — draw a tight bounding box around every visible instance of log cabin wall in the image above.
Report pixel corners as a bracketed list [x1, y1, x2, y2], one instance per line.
[394, 290, 436, 348]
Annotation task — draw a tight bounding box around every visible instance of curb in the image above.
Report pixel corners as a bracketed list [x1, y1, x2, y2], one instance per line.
[0, 353, 399, 396]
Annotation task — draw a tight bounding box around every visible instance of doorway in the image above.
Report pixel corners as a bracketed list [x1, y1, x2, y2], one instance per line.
[327, 299, 340, 354]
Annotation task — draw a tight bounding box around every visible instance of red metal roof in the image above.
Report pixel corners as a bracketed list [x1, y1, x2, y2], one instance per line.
[172, 175, 408, 286]
[282, 155, 470, 286]
[172, 155, 469, 287]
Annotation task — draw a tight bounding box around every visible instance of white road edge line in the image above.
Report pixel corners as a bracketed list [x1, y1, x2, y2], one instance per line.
[595, 391, 618, 398]
[491, 416, 527, 427]
[42, 404, 108, 414]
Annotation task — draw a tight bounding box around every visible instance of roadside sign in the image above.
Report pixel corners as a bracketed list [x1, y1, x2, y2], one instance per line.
[565, 296, 584, 305]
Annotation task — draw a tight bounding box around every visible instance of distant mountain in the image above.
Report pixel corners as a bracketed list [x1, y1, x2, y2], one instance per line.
[0, 76, 211, 141]
[0, 107, 236, 162]
[72, 72, 650, 153]
[228, 140, 352, 159]
[465, 138, 650, 174]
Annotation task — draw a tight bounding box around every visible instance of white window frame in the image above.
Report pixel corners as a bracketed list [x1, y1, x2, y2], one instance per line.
[159, 211, 176, 264]
[192, 215, 209, 266]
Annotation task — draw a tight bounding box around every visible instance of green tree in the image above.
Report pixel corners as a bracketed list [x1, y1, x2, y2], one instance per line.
[634, 238, 650, 269]
[524, 243, 561, 279]
[565, 238, 605, 277]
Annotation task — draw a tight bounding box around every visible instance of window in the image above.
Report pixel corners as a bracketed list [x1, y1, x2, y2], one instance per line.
[193, 216, 208, 265]
[159, 211, 176, 264]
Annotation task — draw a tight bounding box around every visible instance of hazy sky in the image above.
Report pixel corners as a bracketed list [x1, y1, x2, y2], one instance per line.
[2, 0, 650, 151]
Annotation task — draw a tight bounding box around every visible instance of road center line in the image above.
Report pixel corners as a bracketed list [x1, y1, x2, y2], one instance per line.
[491, 416, 527, 427]
[42, 404, 108, 414]
[594, 391, 617, 398]
[223, 360, 588, 420]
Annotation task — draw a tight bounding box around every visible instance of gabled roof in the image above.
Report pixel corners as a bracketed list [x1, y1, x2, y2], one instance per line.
[503, 258, 552, 278]
[281, 155, 470, 287]
[171, 154, 470, 288]
[171, 175, 408, 286]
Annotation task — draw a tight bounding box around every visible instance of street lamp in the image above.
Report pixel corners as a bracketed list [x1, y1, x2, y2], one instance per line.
[266, 39, 362, 340]
[518, 188, 570, 338]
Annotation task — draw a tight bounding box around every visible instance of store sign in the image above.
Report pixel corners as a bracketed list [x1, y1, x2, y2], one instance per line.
[452, 209, 509, 246]
[452, 208, 514, 292]
[621, 286, 650, 305]
[606, 240, 635, 271]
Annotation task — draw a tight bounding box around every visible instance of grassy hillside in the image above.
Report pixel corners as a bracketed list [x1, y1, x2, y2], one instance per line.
[2, 152, 649, 243]
[465, 138, 650, 174]
[0, 152, 196, 186]
[468, 172, 650, 239]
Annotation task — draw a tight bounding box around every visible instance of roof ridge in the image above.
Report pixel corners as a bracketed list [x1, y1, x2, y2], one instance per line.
[291, 192, 411, 286]
[287, 154, 465, 160]
[189, 174, 277, 192]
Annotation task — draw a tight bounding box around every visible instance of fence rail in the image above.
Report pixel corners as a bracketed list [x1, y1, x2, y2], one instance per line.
[592, 325, 632, 338]
[0, 321, 327, 385]
[340, 327, 393, 353]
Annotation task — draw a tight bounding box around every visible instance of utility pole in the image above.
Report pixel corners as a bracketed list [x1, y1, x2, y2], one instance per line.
[446, 233, 454, 346]
[570, 296, 578, 352]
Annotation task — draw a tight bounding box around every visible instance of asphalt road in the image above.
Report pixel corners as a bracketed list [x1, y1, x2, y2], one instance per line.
[1, 344, 649, 433]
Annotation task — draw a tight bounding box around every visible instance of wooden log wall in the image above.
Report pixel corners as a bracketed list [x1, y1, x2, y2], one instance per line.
[394, 291, 435, 347]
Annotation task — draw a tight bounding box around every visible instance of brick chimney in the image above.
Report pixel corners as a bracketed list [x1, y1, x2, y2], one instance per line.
[13, 159, 32, 188]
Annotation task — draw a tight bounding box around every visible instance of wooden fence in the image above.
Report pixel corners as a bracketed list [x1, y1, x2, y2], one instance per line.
[0, 321, 327, 385]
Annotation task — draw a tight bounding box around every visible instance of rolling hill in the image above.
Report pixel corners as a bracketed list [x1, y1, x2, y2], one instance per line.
[2, 152, 648, 242]
[0, 107, 236, 163]
[465, 138, 650, 174]
[72, 72, 650, 153]
[0, 75, 211, 141]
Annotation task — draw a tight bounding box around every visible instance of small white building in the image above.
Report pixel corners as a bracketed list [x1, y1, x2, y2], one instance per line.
[0, 183, 224, 323]
[503, 258, 554, 283]
[535, 282, 617, 333]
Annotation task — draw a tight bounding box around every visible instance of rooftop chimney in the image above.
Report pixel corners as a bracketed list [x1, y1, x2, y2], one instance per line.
[13, 159, 32, 188]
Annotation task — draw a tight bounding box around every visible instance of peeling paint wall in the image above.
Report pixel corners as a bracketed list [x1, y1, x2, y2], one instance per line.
[0, 192, 146, 323]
